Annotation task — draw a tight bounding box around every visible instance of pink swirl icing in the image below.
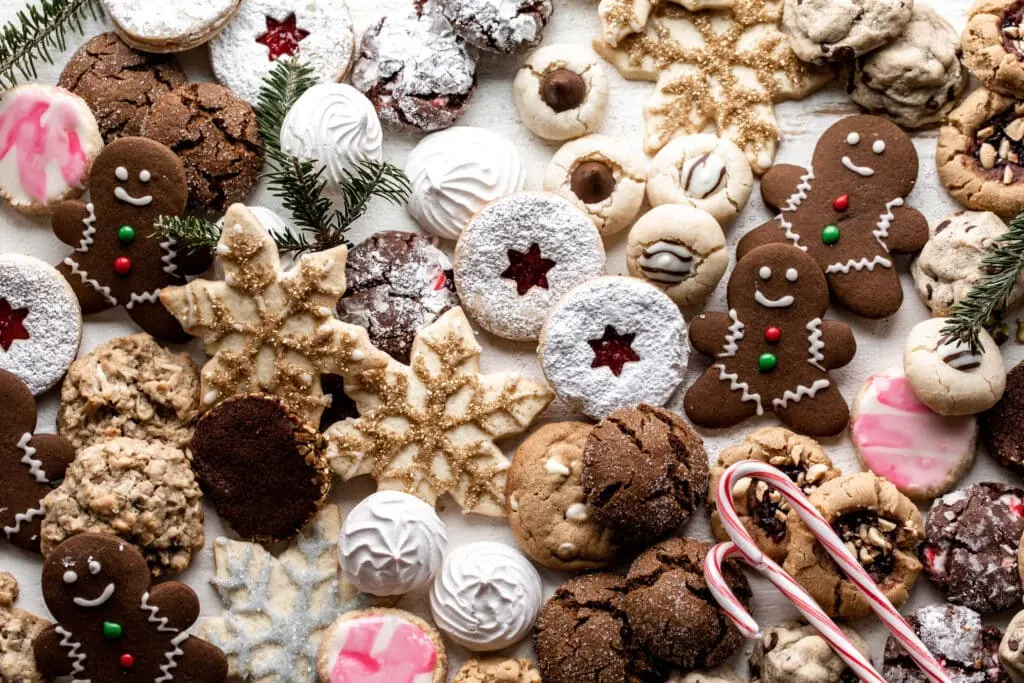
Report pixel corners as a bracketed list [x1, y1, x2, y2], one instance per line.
[0, 90, 88, 203]
[851, 368, 976, 492]
[327, 615, 437, 683]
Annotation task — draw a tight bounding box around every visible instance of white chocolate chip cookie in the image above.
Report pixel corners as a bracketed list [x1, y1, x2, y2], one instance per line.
[782, 0, 913, 65]
[647, 133, 753, 224]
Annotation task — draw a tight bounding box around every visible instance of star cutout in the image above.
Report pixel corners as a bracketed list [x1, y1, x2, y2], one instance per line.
[0, 298, 29, 351]
[501, 243, 556, 296]
[589, 325, 640, 376]
[255, 14, 310, 61]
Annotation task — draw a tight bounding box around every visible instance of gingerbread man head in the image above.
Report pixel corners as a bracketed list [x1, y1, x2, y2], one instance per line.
[87, 137, 187, 228]
[811, 114, 919, 198]
[727, 243, 829, 324]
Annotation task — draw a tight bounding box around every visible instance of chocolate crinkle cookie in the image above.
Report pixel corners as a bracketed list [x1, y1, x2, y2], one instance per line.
[337, 230, 457, 364]
[981, 360, 1024, 475]
[750, 619, 868, 683]
[141, 82, 263, 213]
[439, 0, 551, 54]
[58, 32, 187, 142]
[624, 537, 751, 671]
[885, 604, 1009, 683]
[534, 572, 664, 683]
[921, 482, 1024, 615]
[581, 404, 709, 546]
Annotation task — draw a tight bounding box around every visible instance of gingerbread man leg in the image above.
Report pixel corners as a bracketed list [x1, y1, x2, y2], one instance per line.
[684, 366, 762, 429]
[773, 382, 849, 437]
[827, 266, 903, 319]
[126, 300, 190, 343]
[56, 261, 116, 315]
[177, 638, 230, 683]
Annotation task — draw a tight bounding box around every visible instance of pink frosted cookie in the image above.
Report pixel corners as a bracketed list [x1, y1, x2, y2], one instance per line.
[0, 85, 102, 215]
[454, 192, 605, 341]
[538, 276, 687, 420]
[210, 0, 354, 105]
[317, 609, 447, 683]
[851, 367, 977, 501]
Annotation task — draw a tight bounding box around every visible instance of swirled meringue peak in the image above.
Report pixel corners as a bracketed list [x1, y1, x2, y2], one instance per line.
[280, 83, 384, 186]
[338, 491, 447, 596]
[430, 541, 543, 651]
[406, 126, 525, 241]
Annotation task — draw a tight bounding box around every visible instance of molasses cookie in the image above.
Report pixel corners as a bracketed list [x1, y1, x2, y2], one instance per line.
[624, 537, 751, 670]
[141, 82, 263, 213]
[581, 405, 708, 545]
[982, 360, 1024, 475]
[886, 604, 1008, 683]
[921, 482, 1024, 615]
[710, 427, 841, 562]
[440, 0, 551, 54]
[964, 0, 1024, 99]
[58, 32, 187, 142]
[544, 134, 647, 236]
[513, 44, 609, 141]
[783, 472, 924, 618]
[749, 619, 869, 683]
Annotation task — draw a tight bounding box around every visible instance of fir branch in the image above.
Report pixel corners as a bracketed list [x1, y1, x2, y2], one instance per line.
[941, 211, 1024, 353]
[255, 57, 317, 156]
[153, 215, 220, 255]
[0, 0, 101, 89]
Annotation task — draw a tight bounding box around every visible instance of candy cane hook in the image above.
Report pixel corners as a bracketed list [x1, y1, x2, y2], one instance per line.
[704, 460, 951, 683]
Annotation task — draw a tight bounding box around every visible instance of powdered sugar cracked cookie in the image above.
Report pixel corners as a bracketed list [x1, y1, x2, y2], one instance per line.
[782, 0, 913, 65]
[513, 45, 609, 141]
[102, 0, 241, 52]
[544, 134, 647, 236]
[964, 0, 1024, 100]
[440, 0, 551, 54]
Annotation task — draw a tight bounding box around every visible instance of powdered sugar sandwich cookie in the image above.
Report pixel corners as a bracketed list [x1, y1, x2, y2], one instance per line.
[514, 44, 609, 141]
[648, 134, 754, 225]
[101, 0, 242, 52]
[211, 0, 355, 105]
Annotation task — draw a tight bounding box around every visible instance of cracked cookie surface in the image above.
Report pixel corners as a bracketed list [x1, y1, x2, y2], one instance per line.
[886, 604, 1008, 683]
[453, 658, 541, 683]
[440, 0, 551, 54]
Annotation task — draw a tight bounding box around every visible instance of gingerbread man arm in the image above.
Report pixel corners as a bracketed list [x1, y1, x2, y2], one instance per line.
[689, 312, 734, 358]
[819, 320, 857, 370]
[27, 434, 75, 482]
[143, 582, 200, 631]
[33, 625, 74, 678]
[174, 246, 213, 278]
[883, 205, 929, 254]
[51, 200, 93, 248]
[759, 164, 810, 210]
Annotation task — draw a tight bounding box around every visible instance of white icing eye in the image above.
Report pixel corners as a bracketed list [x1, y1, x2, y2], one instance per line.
[63, 570, 78, 584]
[139, 169, 151, 183]
[115, 166, 128, 181]
[759, 266, 772, 280]
[786, 267, 799, 282]
[873, 140, 886, 154]
[846, 132, 860, 146]
[88, 558, 101, 575]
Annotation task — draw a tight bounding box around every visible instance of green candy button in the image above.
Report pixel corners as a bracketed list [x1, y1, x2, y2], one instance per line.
[102, 621, 122, 641]
[758, 353, 777, 373]
[117, 226, 136, 244]
[822, 224, 840, 245]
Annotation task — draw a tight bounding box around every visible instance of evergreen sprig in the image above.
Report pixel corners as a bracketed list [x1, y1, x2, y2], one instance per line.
[0, 0, 101, 89]
[153, 215, 221, 254]
[941, 211, 1024, 352]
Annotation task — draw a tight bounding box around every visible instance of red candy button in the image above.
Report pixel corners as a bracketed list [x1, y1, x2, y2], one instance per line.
[833, 195, 849, 212]
[764, 326, 781, 343]
[113, 256, 132, 276]
[120, 654, 134, 669]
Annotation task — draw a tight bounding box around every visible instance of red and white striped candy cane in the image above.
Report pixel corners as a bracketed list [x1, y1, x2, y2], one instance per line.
[704, 460, 950, 683]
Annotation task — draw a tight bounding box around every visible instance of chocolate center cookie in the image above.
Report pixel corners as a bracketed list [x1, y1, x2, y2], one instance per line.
[570, 161, 616, 204]
[973, 108, 1024, 184]
[833, 511, 900, 583]
[541, 69, 587, 112]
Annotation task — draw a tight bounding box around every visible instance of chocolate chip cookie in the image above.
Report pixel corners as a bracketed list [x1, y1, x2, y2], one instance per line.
[750, 619, 869, 683]
[782, 0, 913, 64]
[964, 0, 1024, 99]
[453, 658, 541, 683]
[1001, 609, 1024, 682]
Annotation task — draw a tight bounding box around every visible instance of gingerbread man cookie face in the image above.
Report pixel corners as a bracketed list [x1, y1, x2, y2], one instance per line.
[738, 115, 928, 319]
[685, 244, 856, 437]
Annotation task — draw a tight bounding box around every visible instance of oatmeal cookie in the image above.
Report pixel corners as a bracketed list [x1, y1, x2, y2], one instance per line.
[453, 658, 541, 683]
[0, 572, 49, 683]
[964, 0, 1024, 99]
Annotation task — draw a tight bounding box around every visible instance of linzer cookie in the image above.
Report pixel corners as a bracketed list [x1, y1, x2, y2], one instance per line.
[513, 45, 609, 141]
[101, 0, 241, 52]
[684, 243, 857, 436]
[738, 114, 928, 318]
[964, 0, 1024, 99]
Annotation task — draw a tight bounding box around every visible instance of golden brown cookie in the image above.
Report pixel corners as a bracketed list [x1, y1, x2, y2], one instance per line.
[0, 572, 50, 683]
[453, 658, 542, 683]
[783, 472, 924, 618]
[709, 427, 840, 562]
[964, 0, 1024, 99]
[506, 422, 617, 571]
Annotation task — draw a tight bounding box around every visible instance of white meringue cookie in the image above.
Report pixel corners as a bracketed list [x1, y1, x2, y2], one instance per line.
[429, 541, 542, 652]
[280, 83, 383, 186]
[405, 127, 525, 241]
[338, 491, 447, 596]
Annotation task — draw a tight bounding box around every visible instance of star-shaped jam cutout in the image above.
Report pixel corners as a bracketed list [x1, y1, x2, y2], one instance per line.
[0, 298, 29, 351]
[255, 14, 310, 61]
[588, 325, 640, 376]
[500, 243, 556, 296]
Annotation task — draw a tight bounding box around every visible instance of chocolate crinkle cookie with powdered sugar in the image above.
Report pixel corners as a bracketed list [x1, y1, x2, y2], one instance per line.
[438, 0, 552, 55]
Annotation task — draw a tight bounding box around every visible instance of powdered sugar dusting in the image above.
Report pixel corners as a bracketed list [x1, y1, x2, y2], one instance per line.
[103, 0, 239, 43]
[440, 0, 551, 54]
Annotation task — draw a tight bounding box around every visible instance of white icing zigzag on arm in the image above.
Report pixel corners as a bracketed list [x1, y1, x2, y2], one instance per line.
[774, 169, 815, 250]
[806, 318, 825, 371]
[63, 257, 117, 305]
[140, 590, 188, 683]
[17, 432, 46, 482]
[126, 289, 161, 310]
[714, 363, 764, 415]
[140, 591, 178, 632]
[75, 203, 97, 253]
[772, 379, 831, 410]
[872, 197, 904, 248]
[56, 625, 90, 683]
[824, 255, 892, 274]
[4, 505, 44, 538]
[160, 236, 179, 276]
[718, 309, 745, 358]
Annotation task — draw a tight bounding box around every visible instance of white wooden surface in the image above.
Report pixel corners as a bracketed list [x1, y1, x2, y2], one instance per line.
[1, 0, 1017, 680]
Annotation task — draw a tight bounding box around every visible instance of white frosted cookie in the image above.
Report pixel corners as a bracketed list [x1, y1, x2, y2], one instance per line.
[454, 192, 606, 341]
[904, 318, 1006, 416]
[101, 0, 241, 52]
[544, 134, 647, 236]
[406, 127, 525, 241]
[0, 254, 82, 395]
[280, 83, 383, 187]
[539, 276, 688, 419]
[210, 0, 354, 105]
[647, 134, 754, 225]
[626, 204, 728, 308]
[0, 85, 102, 215]
[513, 44, 608, 141]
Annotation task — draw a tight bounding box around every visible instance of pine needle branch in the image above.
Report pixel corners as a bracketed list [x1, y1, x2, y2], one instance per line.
[0, 0, 101, 89]
[152, 215, 221, 254]
[941, 211, 1024, 353]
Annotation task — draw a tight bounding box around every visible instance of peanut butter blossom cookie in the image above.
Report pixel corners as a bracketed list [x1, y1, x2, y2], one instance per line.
[513, 44, 609, 141]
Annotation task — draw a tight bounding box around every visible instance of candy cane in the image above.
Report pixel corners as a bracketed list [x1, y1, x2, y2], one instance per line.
[704, 460, 951, 683]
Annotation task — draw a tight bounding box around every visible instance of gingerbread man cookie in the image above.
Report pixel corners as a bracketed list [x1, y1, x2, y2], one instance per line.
[737, 115, 928, 319]
[53, 136, 210, 342]
[684, 243, 856, 436]
[0, 368, 74, 554]
[33, 533, 228, 682]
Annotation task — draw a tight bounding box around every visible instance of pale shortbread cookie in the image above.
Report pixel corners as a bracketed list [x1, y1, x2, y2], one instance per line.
[648, 134, 753, 224]
[599, 0, 734, 47]
[101, 0, 241, 52]
[0, 572, 49, 683]
[454, 658, 542, 683]
[513, 44, 609, 141]
[782, 0, 913, 64]
[544, 134, 647, 236]
[626, 204, 727, 308]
